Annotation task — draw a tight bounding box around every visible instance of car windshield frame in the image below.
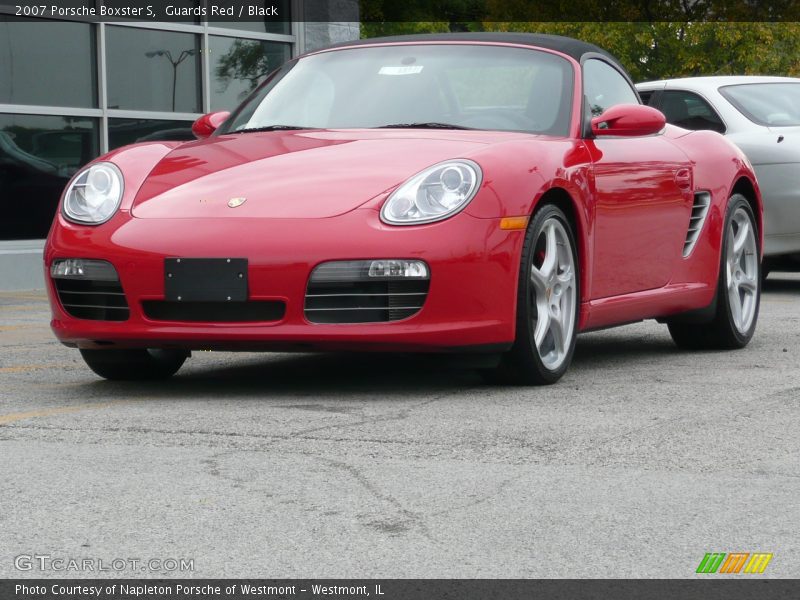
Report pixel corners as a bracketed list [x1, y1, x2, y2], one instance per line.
[719, 82, 800, 127]
[218, 43, 576, 137]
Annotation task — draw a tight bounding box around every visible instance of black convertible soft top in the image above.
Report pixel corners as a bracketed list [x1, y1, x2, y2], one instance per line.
[321, 32, 626, 75]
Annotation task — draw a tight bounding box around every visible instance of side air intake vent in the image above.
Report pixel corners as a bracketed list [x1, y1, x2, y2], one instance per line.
[683, 192, 711, 257]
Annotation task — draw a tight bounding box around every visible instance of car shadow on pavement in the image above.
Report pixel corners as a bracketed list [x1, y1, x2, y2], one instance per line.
[91, 352, 487, 398]
[572, 332, 679, 369]
[73, 273, 800, 395]
[81, 330, 694, 397]
[763, 274, 800, 293]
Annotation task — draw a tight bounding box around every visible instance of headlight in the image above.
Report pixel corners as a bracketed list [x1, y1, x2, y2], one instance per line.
[381, 160, 481, 225]
[62, 162, 124, 224]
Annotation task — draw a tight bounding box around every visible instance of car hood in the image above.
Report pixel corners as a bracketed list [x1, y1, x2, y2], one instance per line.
[130, 129, 525, 219]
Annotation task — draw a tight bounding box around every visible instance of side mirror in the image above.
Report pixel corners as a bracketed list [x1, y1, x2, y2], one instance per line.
[591, 104, 666, 137]
[191, 111, 231, 139]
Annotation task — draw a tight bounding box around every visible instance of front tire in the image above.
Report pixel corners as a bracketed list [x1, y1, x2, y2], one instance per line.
[668, 194, 760, 350]
[79, 349, 188, 381]
[488, 204, 580, 385]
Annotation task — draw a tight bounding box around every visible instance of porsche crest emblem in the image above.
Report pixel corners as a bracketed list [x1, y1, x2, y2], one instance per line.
[228, 197, 247, 208]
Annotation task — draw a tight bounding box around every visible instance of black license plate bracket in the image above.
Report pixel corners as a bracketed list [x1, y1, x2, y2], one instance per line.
[164, 258, 248, 302]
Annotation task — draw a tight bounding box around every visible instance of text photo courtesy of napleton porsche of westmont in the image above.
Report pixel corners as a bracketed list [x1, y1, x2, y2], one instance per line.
[0, 0, 799, 598]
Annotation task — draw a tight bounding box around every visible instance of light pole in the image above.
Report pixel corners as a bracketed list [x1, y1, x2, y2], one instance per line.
[145, 49, 196, 112]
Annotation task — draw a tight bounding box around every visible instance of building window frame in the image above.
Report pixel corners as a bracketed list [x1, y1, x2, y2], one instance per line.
[0, 8, 298, 155]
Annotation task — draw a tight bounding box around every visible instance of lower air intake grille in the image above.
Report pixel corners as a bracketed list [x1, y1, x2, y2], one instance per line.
[305, 260, 430, 324]
[54, 278, 129, 321]
[683, 191, 711, 257]
[142, 301, 285, 323]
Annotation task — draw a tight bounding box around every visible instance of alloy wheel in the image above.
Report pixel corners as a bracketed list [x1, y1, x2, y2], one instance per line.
[530, 218, 577, 371]
[725, 206, 758, 334]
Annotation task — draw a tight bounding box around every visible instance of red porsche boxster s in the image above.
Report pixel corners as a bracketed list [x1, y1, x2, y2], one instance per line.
[45, 33, 763, 385]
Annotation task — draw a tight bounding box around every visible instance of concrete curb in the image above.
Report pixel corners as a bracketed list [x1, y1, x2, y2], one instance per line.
[0, 240, 45, 291]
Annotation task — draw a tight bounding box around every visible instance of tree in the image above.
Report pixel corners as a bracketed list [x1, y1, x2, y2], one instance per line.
[360, 0, 486, 37]
[483, 21, 800, 81]
[359, 0, 800, 81]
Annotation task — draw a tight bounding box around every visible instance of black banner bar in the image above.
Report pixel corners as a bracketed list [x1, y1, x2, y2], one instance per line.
[2, 580, 800, 600]
[4, 0, 800, 23]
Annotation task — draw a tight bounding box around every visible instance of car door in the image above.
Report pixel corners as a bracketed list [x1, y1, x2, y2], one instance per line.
[583, 59, 694, 299]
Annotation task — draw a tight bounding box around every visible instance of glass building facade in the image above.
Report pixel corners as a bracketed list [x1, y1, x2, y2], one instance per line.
[0, 10, 298, 240]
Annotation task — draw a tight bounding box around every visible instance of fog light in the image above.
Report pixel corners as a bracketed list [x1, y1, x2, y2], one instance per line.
[310, 259, 430, 283]
[368, 260, 428, 279]
[50, 259, 119, 281]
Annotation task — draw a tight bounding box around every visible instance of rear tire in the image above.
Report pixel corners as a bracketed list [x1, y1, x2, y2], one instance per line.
[79, 349, 188, 381]
[668, 194, 760, 350]
[487, 204, 580, 385]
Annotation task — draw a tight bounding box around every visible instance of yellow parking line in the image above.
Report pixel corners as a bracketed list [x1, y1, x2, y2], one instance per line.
[0, 401, 131, 426]
[0, 293, 47, 300]
[0, 365, 52, 374]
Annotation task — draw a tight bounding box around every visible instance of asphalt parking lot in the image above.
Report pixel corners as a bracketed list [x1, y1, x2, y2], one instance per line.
[0, 275, 798, 579]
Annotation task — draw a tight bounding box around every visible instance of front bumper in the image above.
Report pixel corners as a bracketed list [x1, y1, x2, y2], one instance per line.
[45, 209, 522, 352]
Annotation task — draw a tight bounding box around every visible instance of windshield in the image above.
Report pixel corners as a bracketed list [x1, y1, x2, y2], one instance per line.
[719, 82, 800, 127]
[222, 44, 574, 136]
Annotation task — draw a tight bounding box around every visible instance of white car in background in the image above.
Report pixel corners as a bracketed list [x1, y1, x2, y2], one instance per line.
[636, 76, 800, 277]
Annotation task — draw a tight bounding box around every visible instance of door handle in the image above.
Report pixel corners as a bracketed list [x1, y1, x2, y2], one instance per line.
[675, 168, 693, 190]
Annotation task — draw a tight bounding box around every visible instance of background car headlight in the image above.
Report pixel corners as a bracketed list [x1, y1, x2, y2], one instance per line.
[381, 160, 481, 225]
[62, 162, 124, 224]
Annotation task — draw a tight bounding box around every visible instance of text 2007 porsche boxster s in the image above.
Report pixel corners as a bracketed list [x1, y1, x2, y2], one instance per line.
[45, 33, 763, 385]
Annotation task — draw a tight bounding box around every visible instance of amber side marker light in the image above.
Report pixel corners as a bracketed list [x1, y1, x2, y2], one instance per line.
[500, 216, 530, 230]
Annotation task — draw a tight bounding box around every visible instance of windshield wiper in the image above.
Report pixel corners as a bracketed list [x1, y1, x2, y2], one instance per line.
[231, 123, 474, 133]
[231, 125, 311, 134]
[377, 122, 474, 130]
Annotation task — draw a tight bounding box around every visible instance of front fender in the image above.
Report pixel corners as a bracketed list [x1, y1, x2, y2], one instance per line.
[98, 142, 186, 212]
